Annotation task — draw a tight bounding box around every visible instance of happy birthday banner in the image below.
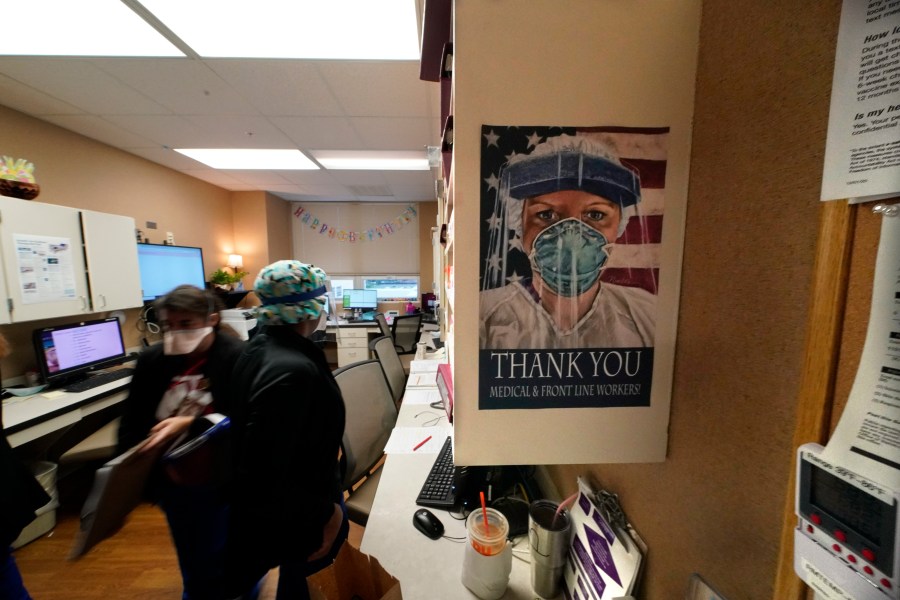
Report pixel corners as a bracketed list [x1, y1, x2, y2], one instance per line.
[293, 204, 417, 243]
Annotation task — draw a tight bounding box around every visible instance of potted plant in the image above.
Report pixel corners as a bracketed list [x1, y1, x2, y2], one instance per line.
[209, 268, 248, 291]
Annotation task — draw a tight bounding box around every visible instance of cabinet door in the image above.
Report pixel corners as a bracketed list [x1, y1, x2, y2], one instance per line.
[0, 196, 90, 321]
[0, 220, 9, 324]
[80, 210, 142, 311]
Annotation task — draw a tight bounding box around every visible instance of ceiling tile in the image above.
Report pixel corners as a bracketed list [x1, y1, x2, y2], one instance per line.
[91, 58, 259, 115]
[103, 115, 205, 147]
[326, 170, 390, 186]
[382, 169, 435, 188]
[41, 114, 156, 148]
[222, 170, 293, 186]
[0, 58, 168, 115]
[270, 116, 363, 149]
[182, 115, 297, 147]
[207, 59, 341, 116]
[178, 169, 248, 188]
[278, 170, 340, 185]
[350, 116, 435, 150]
[388, 183, 438, 202]
[266, 183, 350, 195]
[320, 61, 435, 117]
[0, 71, 84, 115]
[126, 147, 215, 170]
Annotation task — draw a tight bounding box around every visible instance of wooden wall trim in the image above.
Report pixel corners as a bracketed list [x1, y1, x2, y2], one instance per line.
[772, 200, 856, 600]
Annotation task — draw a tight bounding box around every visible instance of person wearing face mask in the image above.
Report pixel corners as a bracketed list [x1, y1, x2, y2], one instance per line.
[480, 135, 656, 349]
[116, 284, 246, 600]
[220, 260, 347, 600]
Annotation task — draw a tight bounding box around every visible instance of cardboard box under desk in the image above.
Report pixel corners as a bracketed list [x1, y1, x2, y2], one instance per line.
[308, 543, 401, 600]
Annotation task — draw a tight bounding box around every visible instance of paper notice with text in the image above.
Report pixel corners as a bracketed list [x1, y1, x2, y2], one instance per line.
[822, 214, 900, 486]
[14, 234, 77, 304]
[820, 0, 900, 202]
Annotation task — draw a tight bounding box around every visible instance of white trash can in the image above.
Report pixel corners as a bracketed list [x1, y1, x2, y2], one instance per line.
[12, 461, 59, 549]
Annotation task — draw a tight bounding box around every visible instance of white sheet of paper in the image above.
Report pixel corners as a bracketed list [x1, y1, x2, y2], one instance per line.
[822, 215, 900, 484]
[405, 372, 438, 388]
[402, 388, 442, 406]
[409, 360, 443, 374]
[384, 426, 451, 454]
[820, 0, 900, 202]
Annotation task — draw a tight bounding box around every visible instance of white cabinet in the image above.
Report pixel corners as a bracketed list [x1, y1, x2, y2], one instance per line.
[0, 196, 142, 323]
[0, 197, 89, 323]
[337, 328, 371, 367]
[81, 210, 142, 312]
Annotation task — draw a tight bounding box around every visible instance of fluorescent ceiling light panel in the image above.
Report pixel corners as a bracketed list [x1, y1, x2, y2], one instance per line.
[140, 0, 420, 59]
[312, 150, 429, 170]
[175, 149, 320, 170]
[0, 0, 183, 57]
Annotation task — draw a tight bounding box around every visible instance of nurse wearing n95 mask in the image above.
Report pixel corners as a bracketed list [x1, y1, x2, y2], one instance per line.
[480, 135, 656, 350]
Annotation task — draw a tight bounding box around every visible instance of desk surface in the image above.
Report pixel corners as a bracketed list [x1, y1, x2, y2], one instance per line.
[328, 320, 380, 328]
[360, 359, 547, 600]
[2, 376, 131, 447]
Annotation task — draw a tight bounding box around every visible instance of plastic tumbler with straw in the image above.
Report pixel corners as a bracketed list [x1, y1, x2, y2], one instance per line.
[461, 493, 512, 599]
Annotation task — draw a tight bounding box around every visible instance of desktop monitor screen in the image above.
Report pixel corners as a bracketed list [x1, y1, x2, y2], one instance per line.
[137, 244, 206, 302]
[342, 289, 378, 310]
[33, 317, 127, 387]
[422, 292, 436, 313]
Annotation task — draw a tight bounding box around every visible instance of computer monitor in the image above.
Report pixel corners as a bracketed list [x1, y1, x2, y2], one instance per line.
[342, 289, 378, 310]
[33, 317, 127, 388]
[137, 244, 206, 302]
[422, 292, 436, 314]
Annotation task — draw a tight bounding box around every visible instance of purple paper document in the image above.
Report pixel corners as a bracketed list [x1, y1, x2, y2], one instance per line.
[562, 478, 644, 600]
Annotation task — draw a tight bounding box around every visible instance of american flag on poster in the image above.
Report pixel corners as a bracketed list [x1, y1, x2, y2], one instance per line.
[479, 125, 667, 295]
[478, 125, 668, 410]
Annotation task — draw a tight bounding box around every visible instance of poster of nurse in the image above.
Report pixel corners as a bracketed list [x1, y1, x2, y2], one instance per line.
[478, 125, 668, 409]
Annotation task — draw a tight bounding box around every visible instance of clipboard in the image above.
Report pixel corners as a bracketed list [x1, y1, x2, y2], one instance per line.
[163, 416, 230, 462]
[69, 440, 162, 559]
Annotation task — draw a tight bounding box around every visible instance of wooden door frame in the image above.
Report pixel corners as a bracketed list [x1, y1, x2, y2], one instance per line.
[772, 200, 856, 600]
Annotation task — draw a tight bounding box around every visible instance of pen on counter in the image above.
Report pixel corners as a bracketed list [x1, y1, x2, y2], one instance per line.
[413, 435, 432, 451]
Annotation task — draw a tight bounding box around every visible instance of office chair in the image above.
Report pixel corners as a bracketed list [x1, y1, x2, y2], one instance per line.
[333, 359, 398, 526]
[369, 335, 408, 407]
[374, 312, 392, 339]
[390, 313, 422, 354]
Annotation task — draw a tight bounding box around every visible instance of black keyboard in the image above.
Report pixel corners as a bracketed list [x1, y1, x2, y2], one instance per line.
[63, 368, 134, 393]
[415, 436, 461, 509]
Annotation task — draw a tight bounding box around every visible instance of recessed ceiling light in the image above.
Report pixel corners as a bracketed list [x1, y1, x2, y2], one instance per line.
[140, 0, 420, 59]
[0, 0, 183, 57]
[312, 150, 430, 170]
[175, 149, 320, 170]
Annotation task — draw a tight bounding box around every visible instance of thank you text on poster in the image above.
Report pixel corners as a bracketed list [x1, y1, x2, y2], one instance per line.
[479, 348, 653, 410]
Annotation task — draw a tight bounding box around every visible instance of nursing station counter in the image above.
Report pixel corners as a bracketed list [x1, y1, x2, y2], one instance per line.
[793, 214, 900, 600]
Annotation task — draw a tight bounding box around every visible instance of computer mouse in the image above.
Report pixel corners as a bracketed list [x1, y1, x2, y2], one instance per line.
[412, 508, 444, 540]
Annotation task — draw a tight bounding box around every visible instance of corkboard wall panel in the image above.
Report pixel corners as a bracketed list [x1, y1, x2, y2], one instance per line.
[547, 2, 842, 599]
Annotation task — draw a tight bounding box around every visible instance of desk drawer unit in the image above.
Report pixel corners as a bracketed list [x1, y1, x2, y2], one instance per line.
[337, 328, 371, 367]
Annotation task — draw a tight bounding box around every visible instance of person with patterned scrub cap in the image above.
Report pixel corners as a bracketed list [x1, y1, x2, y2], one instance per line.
[222, 261, 347, 600]
[480, 135, 656, 349]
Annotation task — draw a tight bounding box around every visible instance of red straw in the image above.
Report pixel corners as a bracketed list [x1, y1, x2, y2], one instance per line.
[479, 491, 489, 532]
[552, 492, 580, 528]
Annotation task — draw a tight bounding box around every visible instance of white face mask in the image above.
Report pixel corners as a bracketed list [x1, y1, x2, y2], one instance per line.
[163, 327, 213, 356]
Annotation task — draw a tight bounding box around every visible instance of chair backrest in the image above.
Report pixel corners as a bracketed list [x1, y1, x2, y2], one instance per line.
[369, 335, 407, 406]
[374, 312, 392, 339]
[391, 313, 422, 353]
[333, 359, 398, 490]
